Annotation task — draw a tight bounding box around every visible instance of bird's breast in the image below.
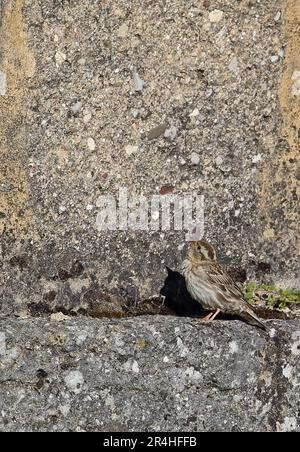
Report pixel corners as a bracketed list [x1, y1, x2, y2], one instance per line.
[182, 260, 221, 310]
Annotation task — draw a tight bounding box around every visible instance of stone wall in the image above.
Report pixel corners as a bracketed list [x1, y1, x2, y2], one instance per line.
[0, 1, 299, 313]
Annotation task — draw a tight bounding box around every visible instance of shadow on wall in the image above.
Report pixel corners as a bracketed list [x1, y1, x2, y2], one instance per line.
[160, 267, 204, 317]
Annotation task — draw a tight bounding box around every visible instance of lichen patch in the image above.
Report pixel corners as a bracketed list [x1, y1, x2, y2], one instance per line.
[0, 0, 35, 238]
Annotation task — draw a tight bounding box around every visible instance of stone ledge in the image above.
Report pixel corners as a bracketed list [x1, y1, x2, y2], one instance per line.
[0, 315, 299, 432]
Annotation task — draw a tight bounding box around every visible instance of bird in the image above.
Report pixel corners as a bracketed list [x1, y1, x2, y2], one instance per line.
[182, 240, 266, 329]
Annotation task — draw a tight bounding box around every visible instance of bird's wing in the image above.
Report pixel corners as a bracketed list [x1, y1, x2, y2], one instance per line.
[191, 261, 265, 328]
[206, 263, 243, 295]
[199, 262, 252, 311]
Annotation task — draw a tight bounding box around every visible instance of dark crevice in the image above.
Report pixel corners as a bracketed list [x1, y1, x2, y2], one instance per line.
[26, 267, 294, 323]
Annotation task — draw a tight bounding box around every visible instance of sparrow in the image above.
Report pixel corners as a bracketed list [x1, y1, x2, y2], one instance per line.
[182, 240, 266, 329]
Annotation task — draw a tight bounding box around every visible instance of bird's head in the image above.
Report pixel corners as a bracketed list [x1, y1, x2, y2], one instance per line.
[188, 240, 217, 262]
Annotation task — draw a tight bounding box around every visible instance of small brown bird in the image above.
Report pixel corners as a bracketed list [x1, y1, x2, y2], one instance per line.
[182, 240, 266, 329]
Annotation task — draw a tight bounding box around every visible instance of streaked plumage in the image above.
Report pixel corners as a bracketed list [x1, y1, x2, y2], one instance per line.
[182, 240, 266, 329]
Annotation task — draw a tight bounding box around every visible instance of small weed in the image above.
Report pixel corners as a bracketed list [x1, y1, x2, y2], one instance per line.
[244, 282, 256, 302]
[244, 283, 300, 311]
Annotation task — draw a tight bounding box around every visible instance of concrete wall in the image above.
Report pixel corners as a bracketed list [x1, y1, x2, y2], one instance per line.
[0, 0, 299, 316]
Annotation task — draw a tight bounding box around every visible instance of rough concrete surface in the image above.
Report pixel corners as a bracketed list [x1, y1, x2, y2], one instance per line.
[0, 316, 300, 432]
[0, 0, 299, 433]
[0, 0, 299, 317]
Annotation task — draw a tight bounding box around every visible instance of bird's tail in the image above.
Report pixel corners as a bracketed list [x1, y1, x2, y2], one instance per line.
[244, 309, 267, 331]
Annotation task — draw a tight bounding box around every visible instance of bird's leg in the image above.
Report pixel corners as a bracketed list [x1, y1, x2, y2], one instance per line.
[200, 312, 214, 323]
[208, 308, 221, 322]
[201, 309, 221, 324]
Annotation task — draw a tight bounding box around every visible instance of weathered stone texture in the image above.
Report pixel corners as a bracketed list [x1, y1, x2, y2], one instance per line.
[0, 1, 299, 316]
[0, 316, 299, 432]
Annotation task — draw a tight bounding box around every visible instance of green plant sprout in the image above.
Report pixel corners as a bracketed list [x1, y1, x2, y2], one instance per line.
[243, 282, 300, 311]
